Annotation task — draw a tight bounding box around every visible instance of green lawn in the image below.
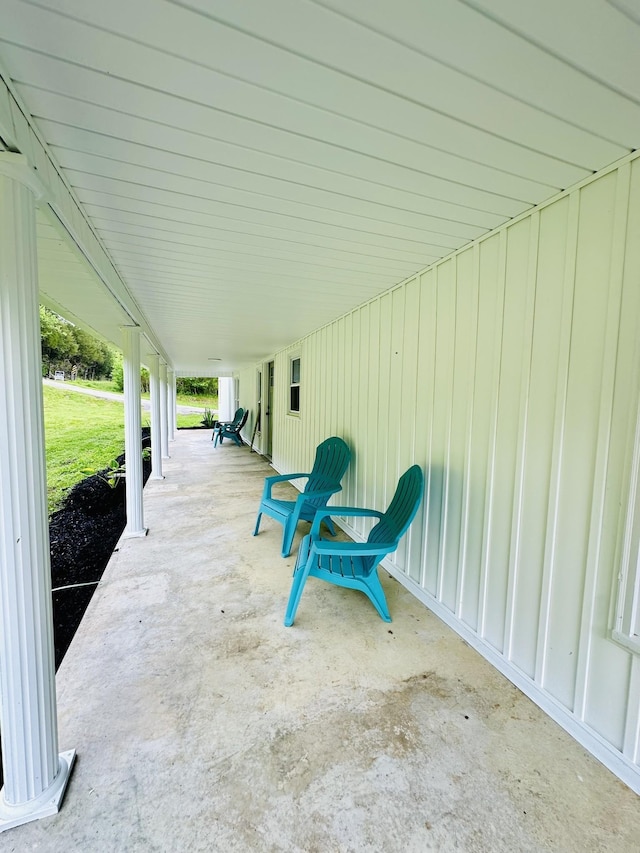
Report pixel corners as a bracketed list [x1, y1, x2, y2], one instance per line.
[67, 378, 115, 393]
[67, 378, 218, 409]
[44, 386, 125, 515]
[177, 413, 208, 428]
[176, 392, 217, 408]
[44, 385, 213, 514]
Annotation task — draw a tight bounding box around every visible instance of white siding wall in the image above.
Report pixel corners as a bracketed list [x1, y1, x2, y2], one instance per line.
[253, 153, 640, 792]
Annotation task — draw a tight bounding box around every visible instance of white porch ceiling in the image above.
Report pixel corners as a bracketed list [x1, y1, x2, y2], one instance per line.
[0, 0, 639, 374]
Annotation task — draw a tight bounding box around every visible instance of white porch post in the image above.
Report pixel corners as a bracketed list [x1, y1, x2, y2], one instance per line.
[167, 368, 176, 442]
[0, 154, 75, 832]
[122, 326, 147, 537]
[147, 352, 163, 480]
[159, 361, 170, 460]
[218, 376, 235, 422]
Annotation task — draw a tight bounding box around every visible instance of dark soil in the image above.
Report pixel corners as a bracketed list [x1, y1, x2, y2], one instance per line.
[0, 430, 151, 790]
[49, 470, 127, 668]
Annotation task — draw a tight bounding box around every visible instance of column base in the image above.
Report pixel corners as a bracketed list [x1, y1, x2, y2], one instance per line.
[0, 749, 76, 833]
[123, 527, 149, 539]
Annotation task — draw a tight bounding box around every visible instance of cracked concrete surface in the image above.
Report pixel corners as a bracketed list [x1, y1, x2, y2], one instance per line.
[8, 430, 639, 852]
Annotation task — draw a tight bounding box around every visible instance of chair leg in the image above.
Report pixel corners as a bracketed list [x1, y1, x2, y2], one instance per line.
[361, 572, 392, 622]
[254, 512, 262, 536]
[284, 562, 312, 626]
[281, 517, 296, 558]
[323, 516, 337, 537]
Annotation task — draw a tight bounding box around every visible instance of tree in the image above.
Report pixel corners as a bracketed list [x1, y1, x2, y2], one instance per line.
[111, 351, 124, 391]
[71, 327, 113, 379]
[176, 377, 218, 396]
[40, 306, 78, 375]
[40, 306, 115, 380]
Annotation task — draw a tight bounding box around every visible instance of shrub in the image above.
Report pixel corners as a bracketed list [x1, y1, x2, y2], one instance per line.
[201, 408, 217, 428]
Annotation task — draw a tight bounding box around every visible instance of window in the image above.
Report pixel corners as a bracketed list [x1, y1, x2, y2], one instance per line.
[614, 409, 640, 654]
[289, 356, 300, 413]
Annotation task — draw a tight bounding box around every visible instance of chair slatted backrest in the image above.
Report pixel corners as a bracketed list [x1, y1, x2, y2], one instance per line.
[364, 465, 424, 568]
[304, 437, 351, 496]
[232, 409, 249, 434]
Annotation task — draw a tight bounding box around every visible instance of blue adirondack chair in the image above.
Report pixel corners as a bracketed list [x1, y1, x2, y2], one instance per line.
[213, 409, 249, 447]
[253, 436, 351, 557]
[284, 464, 424, 626]
[211, 407, 244, 441]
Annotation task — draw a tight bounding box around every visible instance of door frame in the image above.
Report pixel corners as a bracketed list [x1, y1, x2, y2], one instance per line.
[263, 360, 274, 460]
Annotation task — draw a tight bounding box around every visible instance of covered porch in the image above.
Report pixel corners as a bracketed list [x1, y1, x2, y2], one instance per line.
[13, 431, 639, 851]
[2, 0, 640, 837]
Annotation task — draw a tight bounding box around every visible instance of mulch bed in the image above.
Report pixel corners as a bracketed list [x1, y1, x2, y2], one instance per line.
[0, 432, 151, 790]
[50, 470, 126, 668]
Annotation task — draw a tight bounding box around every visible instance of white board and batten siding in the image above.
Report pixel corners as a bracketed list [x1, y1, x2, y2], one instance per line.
[239, 153, 640, 793]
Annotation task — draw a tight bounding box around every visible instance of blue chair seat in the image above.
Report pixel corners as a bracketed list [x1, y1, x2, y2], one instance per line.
[259, 498, 298, 524]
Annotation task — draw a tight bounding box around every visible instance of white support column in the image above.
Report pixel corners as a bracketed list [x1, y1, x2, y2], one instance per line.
[218, 376, 235, 422]
[122, 326, 147, 537]
[172, 373, 178, 439]
[167, 368, 176, 442]
[0, 153, 75, 832]
[159, 361, 170, 460]
[147, 352, 163, 480]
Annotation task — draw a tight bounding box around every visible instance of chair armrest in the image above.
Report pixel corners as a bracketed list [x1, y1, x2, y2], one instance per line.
[310, 540, 395, 558]
[266, 473, 309, 483]
[262, 473, 309, 499]
[310, 507, 384, 537]
[293, 486, 340, 508]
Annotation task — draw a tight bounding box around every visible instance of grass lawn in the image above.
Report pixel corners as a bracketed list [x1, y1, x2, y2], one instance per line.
[177, 413, 208, 428]
[67, 378, 115, 393]
[67, 378, 218, 410]
[44, 386, 125, 515]
[44, 384, 214, 514]
[176, 392, 217, 409]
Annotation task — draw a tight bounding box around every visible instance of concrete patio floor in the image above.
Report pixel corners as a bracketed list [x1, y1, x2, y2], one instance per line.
[9, 430, 640, 852]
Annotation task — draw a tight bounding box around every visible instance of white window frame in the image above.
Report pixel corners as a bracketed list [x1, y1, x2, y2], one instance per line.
[289, 355, 301, 414]
[614, 402, 640, 654]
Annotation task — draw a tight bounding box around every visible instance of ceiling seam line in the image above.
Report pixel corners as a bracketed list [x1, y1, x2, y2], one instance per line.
[459, 0, 640, 109]
[84, 212, 442, 259]
[57, 165, 491, 238]
[309, 0, 640, 146]
[0, 35, 600, 174]
[165, 0, 636, 153]
[70, 186, 466, 247]
[84, 203, 449, 251]
[13, 78, 567, 190]
[38, 116, 536, 208]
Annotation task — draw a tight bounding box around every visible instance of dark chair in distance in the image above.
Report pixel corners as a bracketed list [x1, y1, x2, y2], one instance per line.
[211, 407, 244, 441]
[213, 409, 249, 447]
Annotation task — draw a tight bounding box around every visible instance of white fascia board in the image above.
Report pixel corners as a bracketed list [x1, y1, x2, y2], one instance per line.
[0, 65, 171, 367]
